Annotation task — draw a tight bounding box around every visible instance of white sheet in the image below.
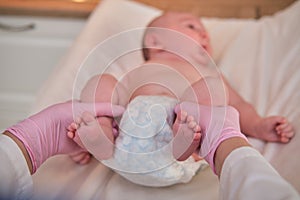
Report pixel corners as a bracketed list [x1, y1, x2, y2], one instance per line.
[32, 0, 300, 199]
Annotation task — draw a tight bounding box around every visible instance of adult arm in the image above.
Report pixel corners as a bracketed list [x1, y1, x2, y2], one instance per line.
[0, 101, 124, 199]
[0, 134, 33, 199]
[176, 102, 299, 199]
[215, 138, 299, 200]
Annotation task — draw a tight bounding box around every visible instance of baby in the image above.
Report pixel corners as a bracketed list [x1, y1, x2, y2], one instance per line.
[67, 12, 294, 185]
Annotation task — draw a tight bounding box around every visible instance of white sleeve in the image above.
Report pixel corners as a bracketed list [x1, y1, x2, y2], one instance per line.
[0, 134, 33, 200]
[219, 146, 299, 200]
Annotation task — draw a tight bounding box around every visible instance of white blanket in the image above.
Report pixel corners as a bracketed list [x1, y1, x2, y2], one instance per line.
[32, 0, 300, 199]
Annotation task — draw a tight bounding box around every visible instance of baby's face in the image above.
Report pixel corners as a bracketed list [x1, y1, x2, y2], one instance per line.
[152, 12, 212, 55]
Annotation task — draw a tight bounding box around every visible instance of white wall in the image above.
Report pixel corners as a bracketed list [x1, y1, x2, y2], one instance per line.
[0, 15, 85, 131]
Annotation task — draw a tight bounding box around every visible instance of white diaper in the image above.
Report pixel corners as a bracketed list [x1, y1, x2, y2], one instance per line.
[102, 95, 207, 187]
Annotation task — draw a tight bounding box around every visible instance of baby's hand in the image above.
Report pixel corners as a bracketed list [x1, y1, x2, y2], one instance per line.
[255, 116, 294, 143]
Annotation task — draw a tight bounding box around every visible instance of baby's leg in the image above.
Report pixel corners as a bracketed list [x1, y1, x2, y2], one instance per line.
[173, 77, 228, 161]
[181, 76, 229, 106]
[82, 74, 128, 138]
[172, 110, 201, 161]
[68, 74, 123, 162]
[176, 78, 250, 172]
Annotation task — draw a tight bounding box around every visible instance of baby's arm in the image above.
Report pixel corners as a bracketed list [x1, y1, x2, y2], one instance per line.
[223, 76, 294, 143]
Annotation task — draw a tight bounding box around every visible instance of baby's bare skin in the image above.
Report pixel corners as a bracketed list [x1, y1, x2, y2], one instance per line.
[68, 112, 115, 163]
[68, 11, 294, 164]
[172, 110, 201, 161]
[68, 107, 202, 162]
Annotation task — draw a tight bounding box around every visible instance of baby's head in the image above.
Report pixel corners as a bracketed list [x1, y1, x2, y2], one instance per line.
[143, 11, 212, 61]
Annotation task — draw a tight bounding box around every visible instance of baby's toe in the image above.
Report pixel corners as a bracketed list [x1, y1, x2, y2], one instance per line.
[193, 125, 201, 133]
[188, 120, 197, 129]
[67, 131, 75, 139]
[71, 122, 79, 130]
[67, 124, 73, 132]
[193, 132, 201, 141]
[186, 115, 194, 123]
[179, 111, 188, 122]
[75, 116, 82, 125]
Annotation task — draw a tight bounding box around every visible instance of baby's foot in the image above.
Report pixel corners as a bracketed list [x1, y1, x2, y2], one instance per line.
[67, 119, 91, 164]
[67, 111, 115, 161]
[172, 110, 201, 161]
[253, 116, 294, 143]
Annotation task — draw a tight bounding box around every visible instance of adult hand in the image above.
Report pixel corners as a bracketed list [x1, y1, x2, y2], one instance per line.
[6, 100, 124, 173]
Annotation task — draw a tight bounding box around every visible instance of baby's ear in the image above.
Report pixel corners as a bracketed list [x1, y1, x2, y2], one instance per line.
[144, 32, 163, 49]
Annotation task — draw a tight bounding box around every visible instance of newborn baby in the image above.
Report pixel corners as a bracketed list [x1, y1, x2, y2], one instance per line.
[67, 12, 294, 186]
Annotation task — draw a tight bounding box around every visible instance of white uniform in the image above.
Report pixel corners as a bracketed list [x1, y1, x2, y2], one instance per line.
[0, 134, 299, 200]
[219, 147, 299, 200]
[0, 135, 32, 200]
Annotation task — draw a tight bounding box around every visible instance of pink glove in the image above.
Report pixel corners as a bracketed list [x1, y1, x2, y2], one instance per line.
[6, 101, 124, 173]
[175, 102, 248, 173]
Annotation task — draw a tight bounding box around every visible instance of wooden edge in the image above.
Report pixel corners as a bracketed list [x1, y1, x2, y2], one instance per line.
[0, 0, 296, 18]
[0, 0, 99, 18]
